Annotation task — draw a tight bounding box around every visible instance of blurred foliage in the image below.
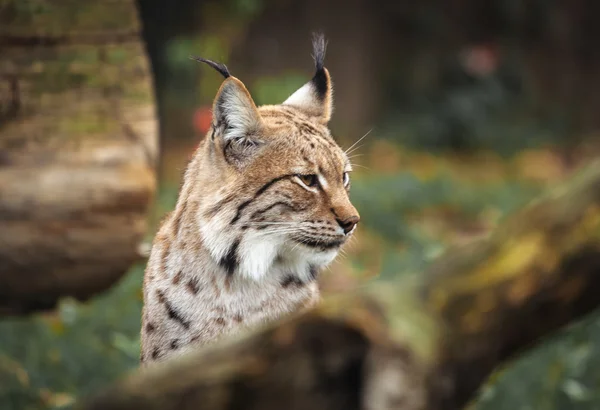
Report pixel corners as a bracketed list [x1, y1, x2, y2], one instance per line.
[251, 73, 306, 106]
[161, 0, 266, 103]
[350, 171, 540, 279]
[475, 313, 600, 410]
[378, 52, 566, 156]
[0, 267, 143, 410]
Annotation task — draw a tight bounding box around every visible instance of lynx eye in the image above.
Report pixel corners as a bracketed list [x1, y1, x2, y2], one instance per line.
[296, 174, 319, 188]
[343, 172, 350, 187]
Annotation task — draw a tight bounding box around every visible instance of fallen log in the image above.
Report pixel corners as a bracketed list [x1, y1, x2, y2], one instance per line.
[0, 0, 158, 315]
[77, 159, 600, 410]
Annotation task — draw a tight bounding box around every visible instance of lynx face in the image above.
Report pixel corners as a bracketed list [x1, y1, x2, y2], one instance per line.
[188, 35, 359, 282]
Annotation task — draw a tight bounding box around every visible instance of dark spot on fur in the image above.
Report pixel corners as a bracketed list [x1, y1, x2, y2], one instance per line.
[159, 293, 191, 329]
[172, 199, 188, 236]
[233, 314, 243, 323]
[152, 348, 160, 360]
[140, 353, 145, 362]
[172, 270, 183, 285]
[191, 335, 200, 343]
[159, 243, 170, 277]
[186, 278, 200, 294]
[166, 302, 191, 329]
[299, 122, 320, 136]
[220, 239, 240, 276]
[281, 275, 304, 288]
[215, 317, 226, 326]
[156, 289, 166, 304]
[170, 339, 179, 350]
[145, 322, 155, 333]
[310, 142, 316, 148]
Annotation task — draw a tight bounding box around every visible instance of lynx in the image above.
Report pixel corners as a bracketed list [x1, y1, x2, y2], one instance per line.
[140, 34, 360, 365]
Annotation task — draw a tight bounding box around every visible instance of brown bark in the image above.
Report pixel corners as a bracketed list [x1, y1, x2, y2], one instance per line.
[77, 160, 600, 410]
[0, 0, 158, 315]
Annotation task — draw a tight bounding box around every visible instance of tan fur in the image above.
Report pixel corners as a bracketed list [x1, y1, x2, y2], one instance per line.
[141, 36, 359, 365]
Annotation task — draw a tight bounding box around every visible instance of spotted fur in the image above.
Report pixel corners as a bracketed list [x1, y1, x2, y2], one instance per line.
[141, 33, 360, 365]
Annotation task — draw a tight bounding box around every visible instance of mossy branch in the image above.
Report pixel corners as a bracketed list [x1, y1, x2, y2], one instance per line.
[78, 160, 600, 410]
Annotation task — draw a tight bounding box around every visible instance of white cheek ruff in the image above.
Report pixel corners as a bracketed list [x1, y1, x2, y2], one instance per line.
[237, 232, 281, 282]
[304, 248, 338, 278]
[199, 212, 234, 262]
[198, 196, 344, 282]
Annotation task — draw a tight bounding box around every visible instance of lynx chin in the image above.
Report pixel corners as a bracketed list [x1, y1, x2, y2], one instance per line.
[140, 33, 360, 365]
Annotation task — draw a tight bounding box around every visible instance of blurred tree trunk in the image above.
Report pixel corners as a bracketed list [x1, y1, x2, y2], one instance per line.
[78, 160, 600, 410]
[0, 0, 158, 315]
[135, 0, 206, 177]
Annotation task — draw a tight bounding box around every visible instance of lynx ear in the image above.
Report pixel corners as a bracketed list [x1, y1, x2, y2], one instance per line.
[190, 56, 262, 144]
[283, 33, 333, 124]
[212, 77, 262, 143]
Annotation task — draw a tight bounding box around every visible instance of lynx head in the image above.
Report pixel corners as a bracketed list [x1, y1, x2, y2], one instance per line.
[187, 34, 359, 282]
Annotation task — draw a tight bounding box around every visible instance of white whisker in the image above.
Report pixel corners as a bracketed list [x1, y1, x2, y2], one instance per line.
[245, 221, 299, 226]
[349, 163, 371, 171]
[345, 128, 373, 154]
[346, 143, 366, 156]
[255, 228, 301, 236]
[290, 239, 304, 253]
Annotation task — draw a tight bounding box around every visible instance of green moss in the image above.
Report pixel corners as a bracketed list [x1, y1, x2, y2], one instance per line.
[57, 112, 118, 136]
[3, 0, 137, 34]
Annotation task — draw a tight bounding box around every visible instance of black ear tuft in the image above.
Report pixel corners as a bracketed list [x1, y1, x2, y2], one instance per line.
[282, 33, 333, 123]
[310, 33, 328, 100]
[189, 56, 231, 79]
[311, 32, 327, 72]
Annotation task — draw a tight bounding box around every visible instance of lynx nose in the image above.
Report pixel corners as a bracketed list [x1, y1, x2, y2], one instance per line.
[337, 215, 360, 235]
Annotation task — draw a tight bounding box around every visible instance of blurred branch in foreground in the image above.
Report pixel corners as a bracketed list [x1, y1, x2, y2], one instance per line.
[77, 159, 600, 410]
